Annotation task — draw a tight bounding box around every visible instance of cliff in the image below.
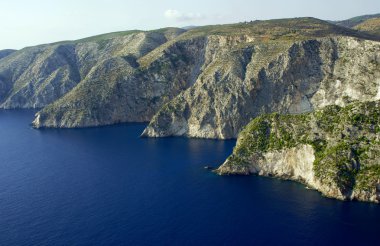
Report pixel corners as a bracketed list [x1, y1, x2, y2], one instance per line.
[217, 101, 380, 203]
[2, 16, 380, 203]
[142, 36, 380, 139]
[0, 28, 186, 109]
[0, 18, 379, 134]
[12, 18, 372, 129]
[33, 36, 206, 127]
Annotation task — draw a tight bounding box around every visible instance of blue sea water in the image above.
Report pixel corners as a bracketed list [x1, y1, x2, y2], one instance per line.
[0, 110, 379, 246]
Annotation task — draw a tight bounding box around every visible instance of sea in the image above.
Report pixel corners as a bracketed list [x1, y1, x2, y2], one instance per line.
[0, 110, 379, 245]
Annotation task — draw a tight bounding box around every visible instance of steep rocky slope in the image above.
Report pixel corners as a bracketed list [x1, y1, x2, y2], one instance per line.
[353, 17, 380, 36]
[33, 36, 206, 127]
[36, 17, 370, 128]
[217, 101, 380, 203]
[0, 28, 185, 109]
[0, 49, 16, 60]
[142, 33, 380, 139]
[2, 16, 380, 203]
[1, 17, 379, 132]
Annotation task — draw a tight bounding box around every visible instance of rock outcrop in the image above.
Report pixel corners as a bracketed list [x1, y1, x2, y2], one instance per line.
[217, 101, 380, 203]
[33, 36, 207, 127]
[142, 37, 380, 139]
[0, 28, 186, 109]
[28, 17, 379, 129]
[1, 17, 380, 203]
[0, 17, 379, 133]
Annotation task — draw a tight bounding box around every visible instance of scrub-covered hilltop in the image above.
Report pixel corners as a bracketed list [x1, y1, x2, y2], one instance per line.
[353, 17, 380, 37]
[217, 101, 380, 203]
[332, 13, 380, 29]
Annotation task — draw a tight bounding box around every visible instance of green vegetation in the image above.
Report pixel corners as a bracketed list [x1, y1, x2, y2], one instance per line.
[139, 17, 380, 68]
[313, 142, 358, 191]
[353, 18, 380, 37]
[355, 166, 380, 192]
[179, 17, 379, 41]
[332, 13, 380, 28]
[229, 100, 380, 195]
[235, 117, 271, 155]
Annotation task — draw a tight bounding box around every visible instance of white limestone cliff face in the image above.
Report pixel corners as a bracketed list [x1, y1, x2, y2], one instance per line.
[143, 37, 380, 139]
[32, 36, 208, 128]
[217, 145, 348, 201]
[1, 18, 379, 134]
[0, 29, 185, 110]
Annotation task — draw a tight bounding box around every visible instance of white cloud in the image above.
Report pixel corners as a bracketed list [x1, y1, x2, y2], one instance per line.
[164, 9, 182, 19]
[164, 9, 205, 22]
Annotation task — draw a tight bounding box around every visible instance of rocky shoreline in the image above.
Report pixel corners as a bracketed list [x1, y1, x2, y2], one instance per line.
[216, 101, 380, 203]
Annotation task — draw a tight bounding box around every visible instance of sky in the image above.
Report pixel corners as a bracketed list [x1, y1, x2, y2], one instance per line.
[0, 0, 379, 50]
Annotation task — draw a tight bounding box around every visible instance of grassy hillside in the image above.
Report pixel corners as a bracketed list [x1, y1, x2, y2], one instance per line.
[332, 13, 380, 28]
[354, 17, 380, 36]
[181, 17, 363, 39]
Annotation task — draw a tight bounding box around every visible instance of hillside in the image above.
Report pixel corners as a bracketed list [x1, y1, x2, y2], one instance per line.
[332, 13, 380, 28]
[217, 100, 380, 203]
[142, 18, 380, 139]
[33, 36, 205, 127]
[0, 28, 186, 109]
[353, 17, 380, 36]
[2, 16, 380, 203]
[140, 17, 378, 68]
[30, 17, 380, 130]
[0, 49, 16, 60]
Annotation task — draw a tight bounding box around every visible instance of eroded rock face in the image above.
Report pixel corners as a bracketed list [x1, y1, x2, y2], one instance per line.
[143, 37, 380, 139]
[2, 19, 379, 203]
[32, 36, 207, 128]
[1, 18, 379, 133]
[28, 18, 379, 130]
[0, 29, 185, 109]
[0, 44, 81, 109]
[217, 101, 380, 203]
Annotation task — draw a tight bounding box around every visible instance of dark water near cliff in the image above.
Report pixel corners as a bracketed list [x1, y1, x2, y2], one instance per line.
[0, 111, 379, 246]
